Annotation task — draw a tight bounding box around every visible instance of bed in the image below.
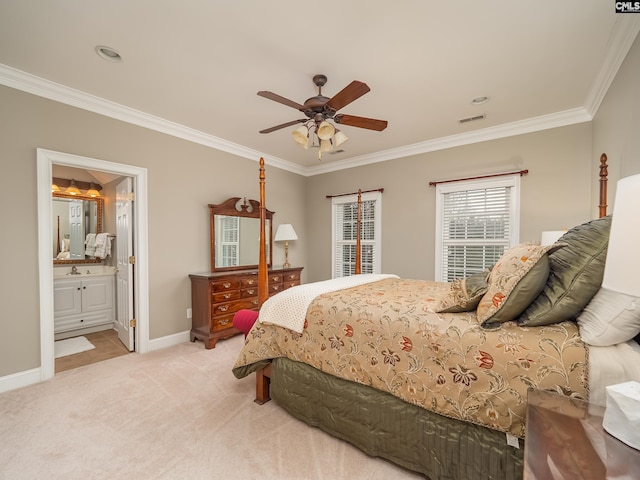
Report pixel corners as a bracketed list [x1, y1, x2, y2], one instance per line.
[232, 155, 640, 479]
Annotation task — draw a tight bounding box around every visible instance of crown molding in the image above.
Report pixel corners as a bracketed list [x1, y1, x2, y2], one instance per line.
[0, 63, 307, 176]
[2, 12, 638, 179]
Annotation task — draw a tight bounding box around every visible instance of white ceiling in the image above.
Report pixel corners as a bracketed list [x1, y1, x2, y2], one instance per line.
[1, 1, 639, 176]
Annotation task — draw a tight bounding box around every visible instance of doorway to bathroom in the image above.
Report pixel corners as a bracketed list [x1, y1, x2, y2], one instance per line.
[37, 148, 150, 380]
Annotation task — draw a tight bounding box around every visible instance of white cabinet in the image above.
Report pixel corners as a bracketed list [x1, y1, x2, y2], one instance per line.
[54, 275, 115, 336]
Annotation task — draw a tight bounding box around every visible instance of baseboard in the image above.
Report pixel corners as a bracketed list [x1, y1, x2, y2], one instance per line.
[0, 330, 192, 394]
[147, 330, 191, 351]
[0, 367, 42, 394]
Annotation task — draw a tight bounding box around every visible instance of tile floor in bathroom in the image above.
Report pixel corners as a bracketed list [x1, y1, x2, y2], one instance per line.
[55, 329, 131, 373]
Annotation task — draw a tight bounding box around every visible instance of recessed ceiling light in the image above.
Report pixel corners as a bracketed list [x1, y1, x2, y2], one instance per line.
[471, 96, 489, 105]
[95, 45, 122, 62]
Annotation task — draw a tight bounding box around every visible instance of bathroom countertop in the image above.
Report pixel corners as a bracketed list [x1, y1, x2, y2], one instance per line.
[53, 266, 117, 279]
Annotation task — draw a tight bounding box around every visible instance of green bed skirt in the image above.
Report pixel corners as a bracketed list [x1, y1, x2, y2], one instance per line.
[270, 357, 524, 480]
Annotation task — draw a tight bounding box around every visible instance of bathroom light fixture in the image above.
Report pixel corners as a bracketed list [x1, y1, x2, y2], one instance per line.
[53, 177, 103, 197]
[86, 182, 101, 198]
[65, 179, 81, 196]
[95, 45, 122, 62]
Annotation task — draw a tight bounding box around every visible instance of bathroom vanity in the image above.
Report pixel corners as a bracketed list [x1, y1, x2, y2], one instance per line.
[53, 268, 115, 340]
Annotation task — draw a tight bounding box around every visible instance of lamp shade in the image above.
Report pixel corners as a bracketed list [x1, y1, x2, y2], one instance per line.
[602, 173, 640, 297]
[274, 224, 298, 242]
[540, 230, 565, 246]
[292, 125, 309, 146]
[334, 130, 348, 147]
[316, 121, 335, 140]
[65, 179, 81, 195]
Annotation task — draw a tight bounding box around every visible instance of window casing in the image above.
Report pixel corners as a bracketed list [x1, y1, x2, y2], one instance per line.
[435, 176, 520, 282]
[332, 191, 382, 278]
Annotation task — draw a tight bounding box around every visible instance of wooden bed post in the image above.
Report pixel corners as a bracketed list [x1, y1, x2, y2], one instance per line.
[355, 189, 362, 275]
[599, 153, 608, 218]
[255, 157, 272, 404]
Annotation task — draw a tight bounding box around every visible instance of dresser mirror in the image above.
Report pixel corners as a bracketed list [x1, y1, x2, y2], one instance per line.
[210, 197, 273, 272]
[53, 192, 103, 265]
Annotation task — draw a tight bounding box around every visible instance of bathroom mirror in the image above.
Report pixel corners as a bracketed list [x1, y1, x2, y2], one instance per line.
[210, 197, 273, 272]
[53, 192, 103, 265]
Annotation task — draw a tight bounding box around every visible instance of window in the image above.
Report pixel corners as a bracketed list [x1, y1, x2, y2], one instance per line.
[215, 215, 239, 267]
[435, 176, 520, 282]
[332, 191, 382, 277]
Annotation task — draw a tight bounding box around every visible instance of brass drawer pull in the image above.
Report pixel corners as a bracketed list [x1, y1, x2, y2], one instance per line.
[246, 289, 255, 295]
[272, 285, 280, 291]
[223, 293, 231, 299]
[251, 300, 258, 305]
[288, 274, 296, 279]
[219, 318, 229, 326]
[247, 279, 254, 285]
[271, 276, 280, 281]
[218, 305, 229, 312]
[223, 282, 231, 289]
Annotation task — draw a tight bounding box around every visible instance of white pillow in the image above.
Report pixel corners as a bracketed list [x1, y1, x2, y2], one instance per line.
[577, 287, 640, 346]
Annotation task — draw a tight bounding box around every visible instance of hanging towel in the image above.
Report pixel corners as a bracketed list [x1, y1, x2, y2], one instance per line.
[94, 233, 112, 259]
[84, 233, 97, 256]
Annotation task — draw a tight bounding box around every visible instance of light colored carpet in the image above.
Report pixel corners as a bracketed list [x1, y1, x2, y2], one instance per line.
[54, 336, 96, 358]
[0, 335, 422, 479]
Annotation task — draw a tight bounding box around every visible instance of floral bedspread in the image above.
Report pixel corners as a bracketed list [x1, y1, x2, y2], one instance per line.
[232, 278, 588, 437]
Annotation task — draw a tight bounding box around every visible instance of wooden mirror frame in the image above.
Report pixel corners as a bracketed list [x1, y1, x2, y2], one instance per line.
[53, 191, 104, 265]
[209, 197, 274, 272]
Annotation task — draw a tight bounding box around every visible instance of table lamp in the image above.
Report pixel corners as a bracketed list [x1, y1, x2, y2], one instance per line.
[274, 224, 298, 268]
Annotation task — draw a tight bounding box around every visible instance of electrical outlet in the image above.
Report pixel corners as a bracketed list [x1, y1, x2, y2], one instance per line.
[187, 308, 192, 319]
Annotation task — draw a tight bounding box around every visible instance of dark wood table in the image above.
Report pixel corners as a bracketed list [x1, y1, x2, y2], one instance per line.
[524, 389, 640, 479]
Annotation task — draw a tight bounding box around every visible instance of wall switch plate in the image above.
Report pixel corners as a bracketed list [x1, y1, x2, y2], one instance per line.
[187, 308, 192, 319]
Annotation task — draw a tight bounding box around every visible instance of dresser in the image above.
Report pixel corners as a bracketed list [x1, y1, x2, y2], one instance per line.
[189, 267, 303, 349]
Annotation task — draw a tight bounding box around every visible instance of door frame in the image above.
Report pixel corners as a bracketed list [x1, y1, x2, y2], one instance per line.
[37, 148, 149, 380]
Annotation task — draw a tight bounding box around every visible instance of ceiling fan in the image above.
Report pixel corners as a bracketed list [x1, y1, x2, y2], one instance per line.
[257, 74, 388, 158]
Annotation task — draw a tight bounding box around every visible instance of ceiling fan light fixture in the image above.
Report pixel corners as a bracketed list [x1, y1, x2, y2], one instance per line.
[334, 130, 348, 147]
[292, 125, 309, 147]
[319, 138, 333, 153]
[317, 121, 335, 140]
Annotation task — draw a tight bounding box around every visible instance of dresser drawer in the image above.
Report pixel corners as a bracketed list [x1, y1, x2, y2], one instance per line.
[212, 298, 259, 317]
[211, 314, 236, 331]
[211, 279, 241, 292]
[241, 277, 260, 288]
[269, 274, 282, 284]
[241, 286, 258, 298]
[212, 290, 241, 303]
[283, 271, 301, 283]
[283, 279, 300, 290]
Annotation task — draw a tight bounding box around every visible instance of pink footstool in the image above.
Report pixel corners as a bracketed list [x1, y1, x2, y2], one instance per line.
[233, 309, 260, 338]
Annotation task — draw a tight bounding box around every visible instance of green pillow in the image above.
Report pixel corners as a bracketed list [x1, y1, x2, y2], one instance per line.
[518, 216, 611, 326]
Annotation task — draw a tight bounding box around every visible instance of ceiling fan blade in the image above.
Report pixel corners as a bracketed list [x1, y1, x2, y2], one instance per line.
[259, 119, 307, 134]
[257, 91, 305, 111]
[334, 114, 388, 131]
[325, 81, 370, 112]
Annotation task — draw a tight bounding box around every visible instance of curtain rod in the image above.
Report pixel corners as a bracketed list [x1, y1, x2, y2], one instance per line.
[326, 188, 384, 199]
[428, 169, 528, 187]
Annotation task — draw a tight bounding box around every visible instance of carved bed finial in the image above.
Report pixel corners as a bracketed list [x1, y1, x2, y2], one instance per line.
[599, 153, 608, 218]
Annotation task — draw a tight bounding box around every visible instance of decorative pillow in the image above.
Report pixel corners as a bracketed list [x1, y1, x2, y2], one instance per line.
[477, 243, 557, 327]
[435, 269, 490, 313]
[577, 288, 640, 346]
[518, 216, 611, 327]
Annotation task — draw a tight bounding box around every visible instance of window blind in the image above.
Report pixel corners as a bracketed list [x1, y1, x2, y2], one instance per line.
[332, 192, 381, 277]
[436, 176, 520, 282]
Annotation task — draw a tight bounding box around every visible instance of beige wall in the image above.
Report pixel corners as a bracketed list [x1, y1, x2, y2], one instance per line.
[592, 33, 640, 214]
[305, 123, 593, 283]
[0, 85, 306, 377]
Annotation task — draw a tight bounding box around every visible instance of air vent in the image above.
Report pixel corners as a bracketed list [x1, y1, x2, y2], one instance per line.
[458, 114, 486, 124]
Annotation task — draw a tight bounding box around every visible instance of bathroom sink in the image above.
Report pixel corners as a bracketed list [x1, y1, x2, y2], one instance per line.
[54, 266, 117, 279]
